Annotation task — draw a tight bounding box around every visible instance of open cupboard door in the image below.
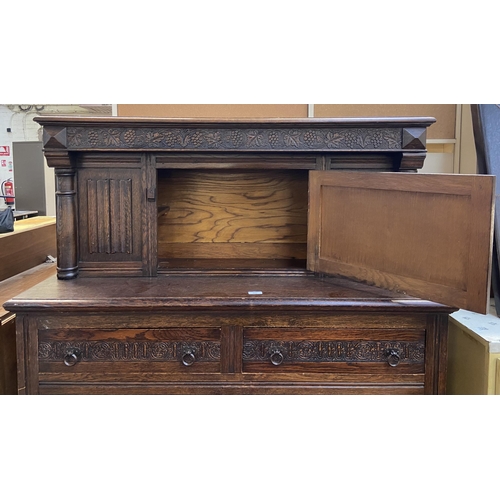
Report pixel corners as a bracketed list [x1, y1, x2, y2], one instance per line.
[307, 171, 495, 314]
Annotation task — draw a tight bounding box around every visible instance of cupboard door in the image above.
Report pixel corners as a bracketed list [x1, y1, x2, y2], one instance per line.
[77, 163, 145, 275]
[307, 172, 495, 314]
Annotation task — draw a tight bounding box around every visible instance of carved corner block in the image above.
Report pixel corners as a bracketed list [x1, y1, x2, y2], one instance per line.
[402, 127, 427, 150]
[42, 126, 67, 150]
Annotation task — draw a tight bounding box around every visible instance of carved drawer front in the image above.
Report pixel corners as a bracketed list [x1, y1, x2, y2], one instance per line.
[242, 328, 426, 378]
[38, 327, 222, 383]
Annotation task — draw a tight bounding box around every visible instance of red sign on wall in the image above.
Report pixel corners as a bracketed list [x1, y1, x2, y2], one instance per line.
[0, 146, 10, 156]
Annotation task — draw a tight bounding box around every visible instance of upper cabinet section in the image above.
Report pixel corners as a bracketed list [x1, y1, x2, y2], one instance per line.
[33, 116, 437, 281]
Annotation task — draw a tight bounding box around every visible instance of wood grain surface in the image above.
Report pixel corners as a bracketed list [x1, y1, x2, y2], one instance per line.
[158, 169, 308, 265]
[308, 171, 495, 314]
[0, 262, 56, 394]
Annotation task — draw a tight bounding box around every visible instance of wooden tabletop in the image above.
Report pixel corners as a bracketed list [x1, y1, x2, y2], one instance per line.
[0, 216, 55, 239]
[0, 263, 56, 321]
[4, 274, 453, 314]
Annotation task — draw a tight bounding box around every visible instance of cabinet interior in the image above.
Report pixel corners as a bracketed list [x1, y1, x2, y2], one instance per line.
[157, 168, 309, 273]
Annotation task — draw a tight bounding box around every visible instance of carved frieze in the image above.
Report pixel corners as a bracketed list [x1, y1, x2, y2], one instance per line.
[243, 340, 425, 363]
[39, 340, 221, 362]
[65, 126, 403, 152]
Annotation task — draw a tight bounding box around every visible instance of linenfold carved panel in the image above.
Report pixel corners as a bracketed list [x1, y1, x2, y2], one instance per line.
[86, 178, 133, 254]
[66, 126, 403, 151]
[77, 165, 144, 269]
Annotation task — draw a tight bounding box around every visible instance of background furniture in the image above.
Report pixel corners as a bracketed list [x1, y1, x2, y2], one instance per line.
[0, 216, 56, 394]
[1, 264, 56, 394]
[0, 216, 56, 282]
[447, 310, 500, 394]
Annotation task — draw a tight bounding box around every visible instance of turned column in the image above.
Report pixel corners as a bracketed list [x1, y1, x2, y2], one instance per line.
[42, 126, 79, 279]
[54, 164, 78, 279]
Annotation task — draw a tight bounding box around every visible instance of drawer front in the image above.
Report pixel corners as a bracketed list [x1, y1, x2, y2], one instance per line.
[38, 327, 221, 382]
[242, 327, 426, 381]
[32, 321, 431, 393]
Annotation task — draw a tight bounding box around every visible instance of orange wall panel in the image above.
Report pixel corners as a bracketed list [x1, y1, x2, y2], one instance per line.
[315, 104, 456, 139]
[117, 104, 308, 119]
[117, 104, 455, 140]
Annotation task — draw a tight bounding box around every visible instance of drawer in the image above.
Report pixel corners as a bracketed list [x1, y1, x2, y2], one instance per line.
[38, 327, 222, 383]
[242, 327, 426, 383]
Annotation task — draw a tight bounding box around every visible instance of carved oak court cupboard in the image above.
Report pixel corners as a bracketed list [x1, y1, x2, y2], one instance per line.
[4, 116, 495, 395]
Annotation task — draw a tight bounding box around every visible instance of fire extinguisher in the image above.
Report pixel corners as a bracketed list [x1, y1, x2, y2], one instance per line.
[1, 179, 15, 205]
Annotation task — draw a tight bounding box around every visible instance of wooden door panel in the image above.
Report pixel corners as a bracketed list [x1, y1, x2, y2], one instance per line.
[308, 172, 495, 314]
[77, 158, 146, 277]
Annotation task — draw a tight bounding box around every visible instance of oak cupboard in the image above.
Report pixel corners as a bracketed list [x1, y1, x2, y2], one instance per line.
[4, 116, 495, 394]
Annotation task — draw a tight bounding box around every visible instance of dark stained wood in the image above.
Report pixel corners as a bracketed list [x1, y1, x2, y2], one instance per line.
[5, 274, 451, 394]
[15, 314, 27, 394]
[0, 317, 16, 394]
[34, 115, 437, 127]
[156, 153, 319, 171]
[35, 116, 437, 279]
[20, 316, 40, 394]
[5, 275, 454, 313]
[242, 326, 426, 376]
[0, 261, 56, 395]
[7, 116, 492, 394]
[38, 384, 425, 395]
[77, 156, 144, 275]
[46, 150, 78, 279]
[424, 314, 450, 395]
[308, 171, 494, 314]
[0, 263, 56, 319]
[144, 154, 158, 276]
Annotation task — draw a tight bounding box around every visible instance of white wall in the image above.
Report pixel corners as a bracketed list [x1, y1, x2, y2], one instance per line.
[0, 104, 111, 214]
[0, 106, 39, 209]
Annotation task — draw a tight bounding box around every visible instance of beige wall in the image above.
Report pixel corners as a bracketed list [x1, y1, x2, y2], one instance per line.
[458, 104, 477, 174]
[117, 104, 469, 174]
[314, 104, 456, 140]
[118, 104, 456, 140]
[117, 104, 308, 119]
